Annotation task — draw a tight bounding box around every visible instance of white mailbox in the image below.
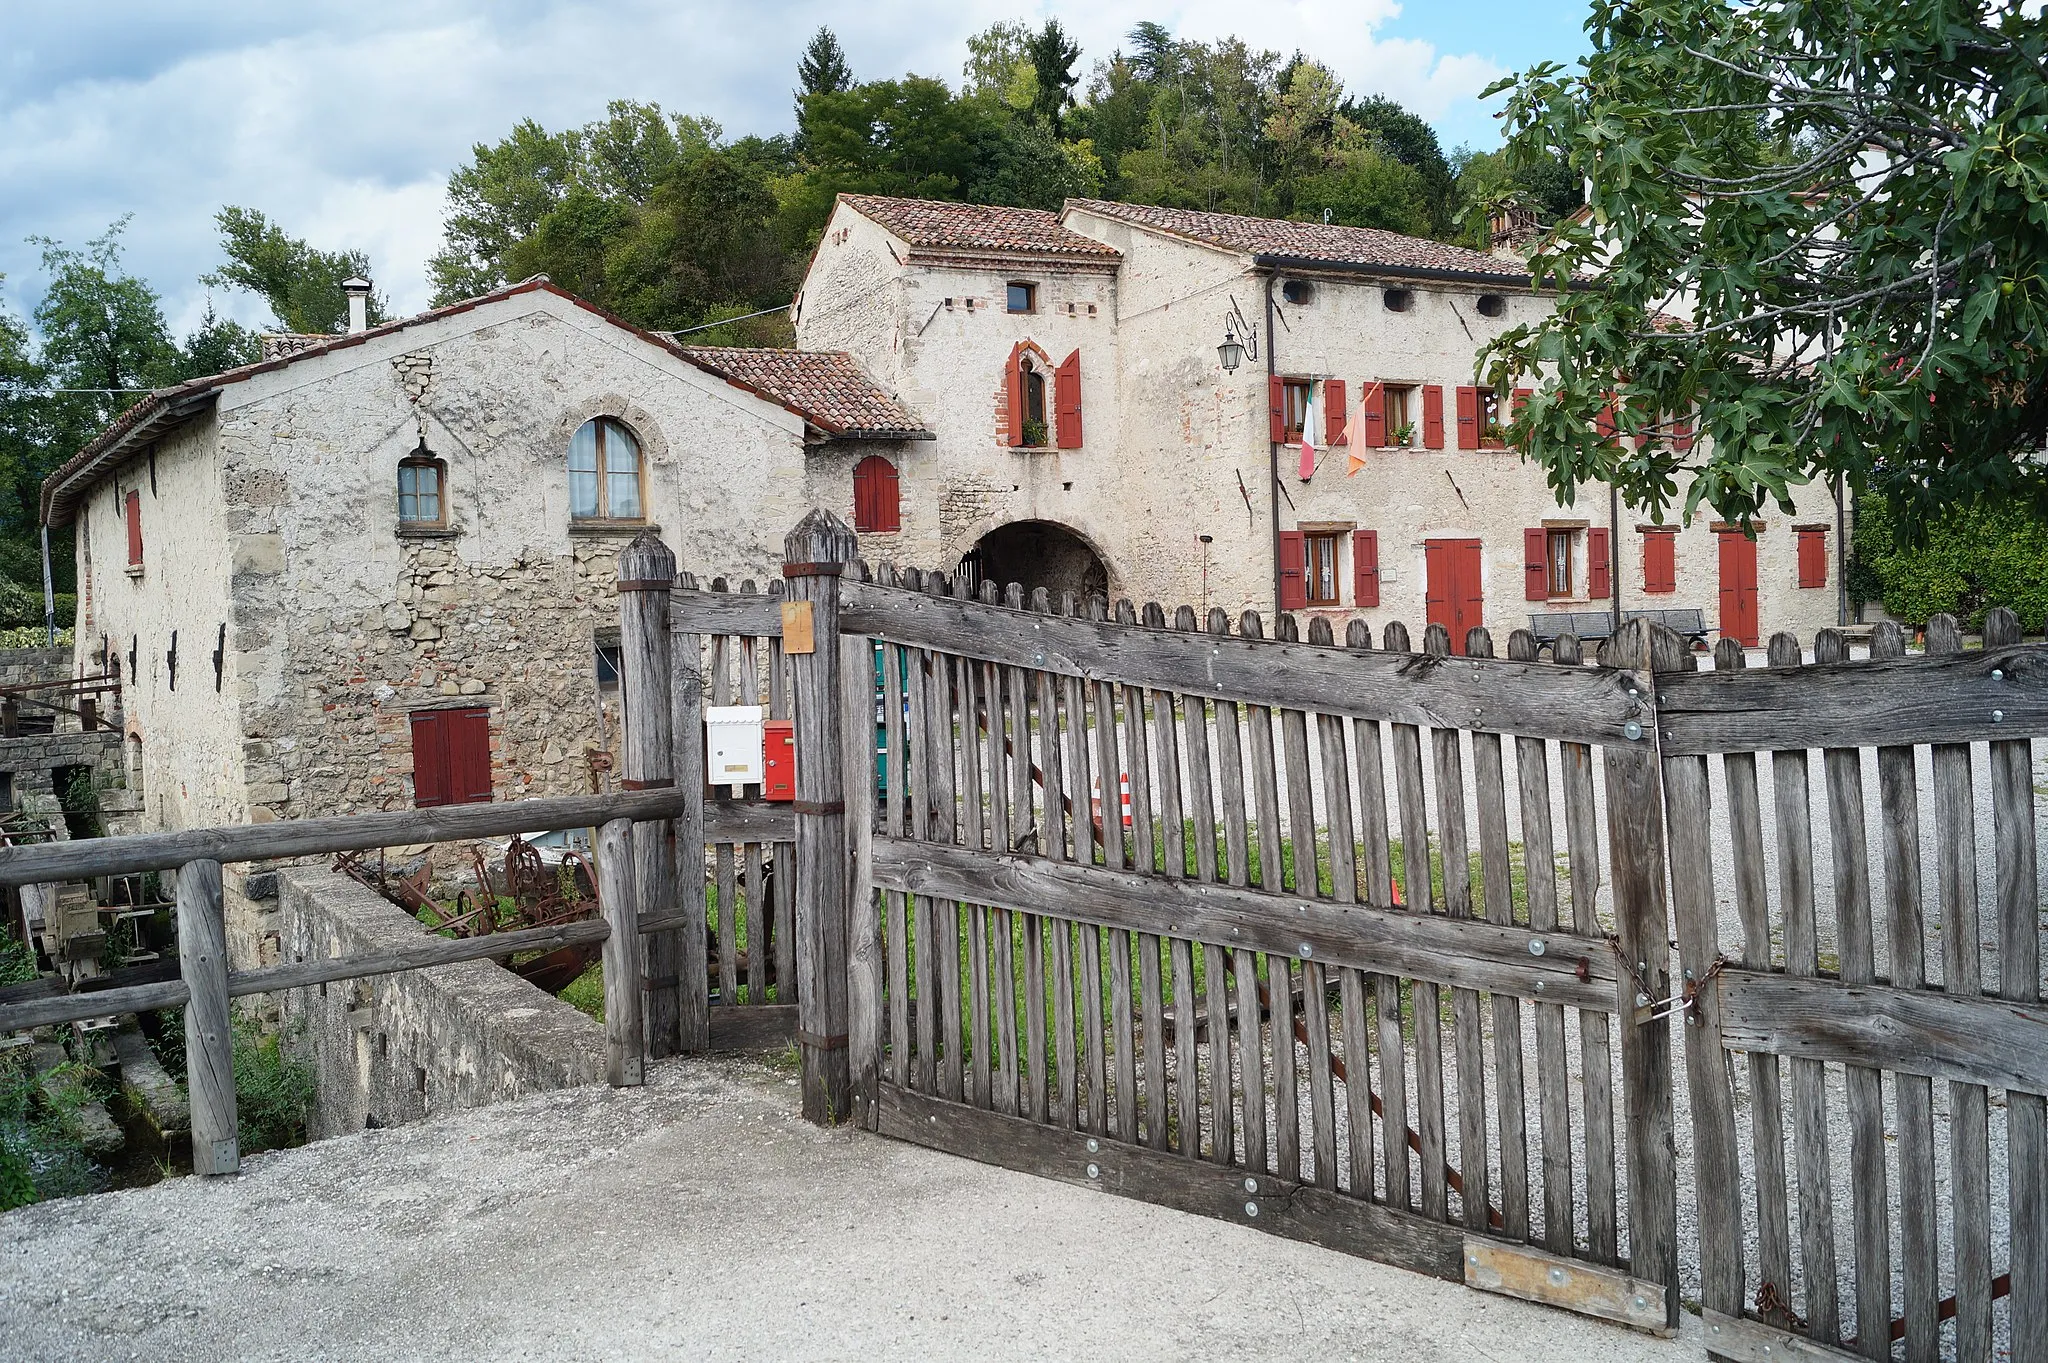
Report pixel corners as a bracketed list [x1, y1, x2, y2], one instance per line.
[705, 705, 765, 791]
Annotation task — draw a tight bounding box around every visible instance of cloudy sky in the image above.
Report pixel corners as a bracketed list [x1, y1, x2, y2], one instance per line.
[0, 1, 1590, 338]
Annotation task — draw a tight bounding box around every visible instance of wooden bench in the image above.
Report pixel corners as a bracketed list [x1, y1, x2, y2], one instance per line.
[1526, 607, 1710, 657]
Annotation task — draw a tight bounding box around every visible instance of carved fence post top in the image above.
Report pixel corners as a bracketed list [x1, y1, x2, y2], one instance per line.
[783, 509, 860, 569]
[616, 528, 678, 586]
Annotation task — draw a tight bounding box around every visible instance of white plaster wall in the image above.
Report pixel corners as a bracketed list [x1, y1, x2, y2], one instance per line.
[809, 200, 1843, 642]
[797, 204, 1131, 591]
[72, 416, 245, 832]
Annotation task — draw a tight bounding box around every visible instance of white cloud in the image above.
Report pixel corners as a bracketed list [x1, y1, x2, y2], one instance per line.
[0, 0, 1513, 334]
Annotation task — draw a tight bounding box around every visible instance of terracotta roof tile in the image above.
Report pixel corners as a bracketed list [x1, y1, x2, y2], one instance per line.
[676, 347, 927, 439]
[1063, 199, 1530, 280]
[840, 195, 1121, 261]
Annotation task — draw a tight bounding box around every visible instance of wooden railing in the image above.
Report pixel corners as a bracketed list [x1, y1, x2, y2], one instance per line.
[0, 786, 689, 1175]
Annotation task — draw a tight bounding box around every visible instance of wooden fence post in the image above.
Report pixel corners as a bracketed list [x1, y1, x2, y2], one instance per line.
[597, 815, 645, 1086]
[617, 531, 681, 1058]
[785, 510, 857, 1124]
[1596, 619, 1679, 1327]
[177, 858, 238, 1175]
[670, 569, 709, 1052]
[843, 629, 882, 1130]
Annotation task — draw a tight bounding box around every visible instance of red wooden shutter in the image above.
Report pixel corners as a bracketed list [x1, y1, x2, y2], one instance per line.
[1456, 387, 1481, 450]
[1523, 528, 1549, 601]
[1588, 528, 1611, 599]
[125, 489, 142, 567]
[1513, 388, 1533, 418]
[1278, 531, 1307, 610]
[1055, 350, 1083, 448]
[852, 456, 899, 533]
[1642, 530, 1676, 594]
[411, 711, 451, 808]
[1670, 406, 1694, 452]
[1595, 402, 1618, 445]
[1352, 530, 1380, 607]
[1360, 382, 1386, 448]
[1004, 343, 1025, 447]
[1797, 529, 1826, 587]
[1422, 385, 1445, 449]
[1324, 379, 1346, 446]
[1268, 376, 1286, 443]
[449, 709, 493, 804]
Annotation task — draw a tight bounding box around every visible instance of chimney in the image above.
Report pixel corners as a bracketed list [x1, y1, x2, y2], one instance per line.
[342, 277, 371, 335]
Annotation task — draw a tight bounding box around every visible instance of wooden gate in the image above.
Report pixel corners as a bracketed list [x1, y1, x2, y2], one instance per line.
[1653, 613, 2048, 1362]
[836, 572, 1684, 1335]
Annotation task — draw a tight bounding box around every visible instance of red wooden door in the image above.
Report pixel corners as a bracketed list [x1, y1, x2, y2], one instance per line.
[1717, 531, 1759, 647]
[1424, 538, 1483, 654]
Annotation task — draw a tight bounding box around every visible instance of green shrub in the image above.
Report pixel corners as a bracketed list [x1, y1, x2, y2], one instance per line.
[232, 1019, 316, 1153]
[0, 935, 37, 985]
[0, 626, 71, 650]
[1851, 491, 2048, 630]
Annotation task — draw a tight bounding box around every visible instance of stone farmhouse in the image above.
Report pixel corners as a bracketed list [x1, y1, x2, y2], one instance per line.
[41, 279, 924, 958]
[794, 194, 1843, 648]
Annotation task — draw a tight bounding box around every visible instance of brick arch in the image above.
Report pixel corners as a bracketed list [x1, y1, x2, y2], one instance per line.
[956, 516, 1113, 606]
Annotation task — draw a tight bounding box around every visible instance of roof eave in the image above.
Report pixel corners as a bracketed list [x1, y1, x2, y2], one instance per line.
[42, 387, 221, 527]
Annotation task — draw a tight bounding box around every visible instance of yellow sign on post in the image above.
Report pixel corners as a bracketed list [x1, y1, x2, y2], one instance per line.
[781, 599, 816, 654]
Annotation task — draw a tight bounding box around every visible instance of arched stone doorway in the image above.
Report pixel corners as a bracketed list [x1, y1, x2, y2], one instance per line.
[959, 521, 1109, 604]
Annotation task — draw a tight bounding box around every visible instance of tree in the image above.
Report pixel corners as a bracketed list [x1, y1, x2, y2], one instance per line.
[1026, 20, 1082, 133]
[205, 207, 383, 335]
[797, 27, 854, 99]
[1482, 0, 2048, 529]
[175, 303, 262, 380]
[1343, 94, 1457, 235]
[430, 119, 584, 304]
[963, 21, 1035, 101]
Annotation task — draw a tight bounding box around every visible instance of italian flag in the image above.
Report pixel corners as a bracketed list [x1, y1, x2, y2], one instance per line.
[1298, 382, 1318, 480]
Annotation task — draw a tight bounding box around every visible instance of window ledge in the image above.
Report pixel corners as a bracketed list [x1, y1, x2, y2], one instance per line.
[398, 526, 459, 540]
[568, 521, 659, 537]
[125, 565, 144, 580]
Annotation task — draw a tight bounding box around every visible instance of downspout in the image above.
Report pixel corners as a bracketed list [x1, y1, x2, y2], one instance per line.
[39, 522, 56, 648]
[1609, 484, 1622, 636]
[1264, 272, 1283, 616]
[1834, 474, 1848, 627]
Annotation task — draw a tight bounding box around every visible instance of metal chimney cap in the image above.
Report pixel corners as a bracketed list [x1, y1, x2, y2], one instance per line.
[341, 277, 372, 292]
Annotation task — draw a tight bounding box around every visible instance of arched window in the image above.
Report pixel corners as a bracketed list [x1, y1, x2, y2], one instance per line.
[568, 417, 644, 522]
[852, 456, 901, 533]
[397, 441, 446, 528]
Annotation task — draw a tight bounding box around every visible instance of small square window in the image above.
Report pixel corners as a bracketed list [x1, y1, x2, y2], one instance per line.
[1006, 282, 1037, 314]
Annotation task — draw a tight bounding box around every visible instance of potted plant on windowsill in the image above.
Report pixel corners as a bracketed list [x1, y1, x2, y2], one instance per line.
[1390, 421, 1416, 447]
[1022, 417, 1050, 449]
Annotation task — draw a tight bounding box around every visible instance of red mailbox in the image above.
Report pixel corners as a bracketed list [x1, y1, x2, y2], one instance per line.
[763, 719, 795, 802]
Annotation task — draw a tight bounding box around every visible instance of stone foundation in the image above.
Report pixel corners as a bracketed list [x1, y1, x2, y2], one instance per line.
[276, 866, 604, 1139]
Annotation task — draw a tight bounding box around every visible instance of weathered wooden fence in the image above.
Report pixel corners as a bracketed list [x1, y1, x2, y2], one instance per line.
[833, 566, 1681, 1335]
[1652, 612, 2048, 1362]
[0, 788, 685, 1172]
[751, 504, 2048, 1363]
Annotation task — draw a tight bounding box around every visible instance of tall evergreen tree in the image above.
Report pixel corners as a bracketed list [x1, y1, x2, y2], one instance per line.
[797, 28, 854, 99]
[1026, 20, 1082, 134]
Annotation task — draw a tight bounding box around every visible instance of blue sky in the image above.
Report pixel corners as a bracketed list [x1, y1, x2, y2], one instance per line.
[0, 1, 1593, 337]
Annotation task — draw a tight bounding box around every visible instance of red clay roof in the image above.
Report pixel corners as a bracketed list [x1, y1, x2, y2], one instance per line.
[42, 279, 924, 524]
[839, 194, 1122, 262]
[1063, 199, 1530, 280]
[677, 347, 927, 439]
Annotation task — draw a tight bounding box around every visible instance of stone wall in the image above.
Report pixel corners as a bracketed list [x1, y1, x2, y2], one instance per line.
[277, 866, 605, 1140]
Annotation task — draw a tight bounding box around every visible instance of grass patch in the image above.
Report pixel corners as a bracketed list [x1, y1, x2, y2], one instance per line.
[561, 961, 605, 1022]
[0, 1051, 108, 1209]
[232, 1018, 316, 1154]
